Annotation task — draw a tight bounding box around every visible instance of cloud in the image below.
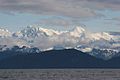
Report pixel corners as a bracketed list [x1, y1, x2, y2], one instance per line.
[32, 30, 82, 50]
[0, 0, 105, 18]
[81, 0, 120, 10]
[38, 17, 82, 27]
[0, 37, 28, 48]
[0, 0, 120, 20]
[105, 17, 120, 21]
[104, 17, 120, 28]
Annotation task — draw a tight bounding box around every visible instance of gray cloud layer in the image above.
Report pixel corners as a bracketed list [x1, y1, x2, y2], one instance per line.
[0, 0, 120, 18]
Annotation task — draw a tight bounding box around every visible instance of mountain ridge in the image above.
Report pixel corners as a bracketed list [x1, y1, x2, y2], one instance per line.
[0, 49, 120, 69]
[0, 26, 119, 60]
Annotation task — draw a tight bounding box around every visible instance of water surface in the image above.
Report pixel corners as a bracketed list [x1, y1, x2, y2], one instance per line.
[0, 69, 120, 80]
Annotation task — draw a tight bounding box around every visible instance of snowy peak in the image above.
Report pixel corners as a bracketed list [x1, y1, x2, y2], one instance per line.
[69, 26, 86, 37]
[89, 48, 119, 60]
[14, 26, 61, 38]
[0, 28, 12, 37]
[90, 32, 114, 41]
[39, 27, 60, 36]
[72, 26, 85, 33]
[14, 26, 115, 41]
[20, 26, 40, 38]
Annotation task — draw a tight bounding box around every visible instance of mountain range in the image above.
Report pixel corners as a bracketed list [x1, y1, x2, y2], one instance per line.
[0, 48, 120, 68]
[0, 26, 120, 68]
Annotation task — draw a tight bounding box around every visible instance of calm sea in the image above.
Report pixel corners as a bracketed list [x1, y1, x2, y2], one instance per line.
[0, 69, 120, 80]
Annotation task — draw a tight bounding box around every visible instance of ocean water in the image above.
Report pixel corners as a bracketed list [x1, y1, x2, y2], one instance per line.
[0, 69, 120, 80]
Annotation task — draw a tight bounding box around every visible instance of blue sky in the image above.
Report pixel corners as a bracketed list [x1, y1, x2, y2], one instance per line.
[0, 0, 120, 32]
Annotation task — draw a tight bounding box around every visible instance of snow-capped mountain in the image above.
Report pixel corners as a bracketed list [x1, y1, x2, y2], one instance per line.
[88, 48, 119, 60]
[69, 26, 86, 37]
[0, 28, 12, 38]
[90, 32, 114, 41]
[13, 26, 60, 38]
[0, 26, 120, 60]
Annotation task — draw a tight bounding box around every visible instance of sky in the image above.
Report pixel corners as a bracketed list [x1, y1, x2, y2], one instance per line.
[0, 0, 120, 32]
